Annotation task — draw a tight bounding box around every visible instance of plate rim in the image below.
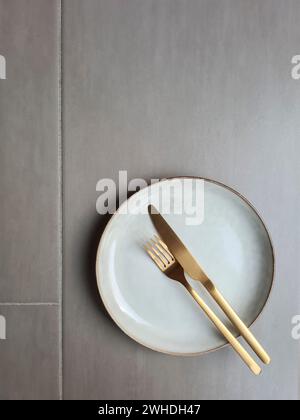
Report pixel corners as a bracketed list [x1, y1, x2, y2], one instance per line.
[95, 176, 275, 357]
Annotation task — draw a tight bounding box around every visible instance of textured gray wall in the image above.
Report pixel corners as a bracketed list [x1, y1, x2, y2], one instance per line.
[0, 0, 299, 400]
[0, 0, 60, 400]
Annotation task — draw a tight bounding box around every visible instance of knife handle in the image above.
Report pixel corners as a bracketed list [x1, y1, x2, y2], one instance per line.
[209, 287, 270, 365]
[186, 284, 261, 375]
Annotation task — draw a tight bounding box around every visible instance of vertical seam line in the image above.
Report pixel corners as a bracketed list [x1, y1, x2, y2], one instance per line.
[58, 0, 63, 401]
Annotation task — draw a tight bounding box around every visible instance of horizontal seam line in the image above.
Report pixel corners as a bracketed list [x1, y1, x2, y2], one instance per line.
[0, 303, 59, 306]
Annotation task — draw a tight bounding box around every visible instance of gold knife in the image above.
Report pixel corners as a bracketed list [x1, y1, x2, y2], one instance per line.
[148, 205, 270, 365]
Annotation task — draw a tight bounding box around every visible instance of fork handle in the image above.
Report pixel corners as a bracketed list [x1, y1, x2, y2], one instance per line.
[209, 287, 270, 365]
[185, 284, 261, 375]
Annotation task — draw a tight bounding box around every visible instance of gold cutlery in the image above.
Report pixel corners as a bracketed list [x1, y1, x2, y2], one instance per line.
[148, 205, 270, 365]
[145, 236, 261, 375]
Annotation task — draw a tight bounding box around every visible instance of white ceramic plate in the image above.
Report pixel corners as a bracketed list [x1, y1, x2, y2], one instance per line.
[96, 178, 274, 355]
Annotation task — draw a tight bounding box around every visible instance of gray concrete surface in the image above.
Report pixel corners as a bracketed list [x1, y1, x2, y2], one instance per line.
[0, 305, 59, 400]
[0, 0, 60, 400]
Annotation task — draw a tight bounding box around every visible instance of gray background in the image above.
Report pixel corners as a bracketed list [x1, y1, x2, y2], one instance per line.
[0, 0, 299, 400]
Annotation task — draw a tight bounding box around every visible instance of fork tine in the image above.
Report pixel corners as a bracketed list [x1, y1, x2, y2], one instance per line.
[154, 235, 167, 249]
[151, 240, 171, 264]
[149, 240, 169, 265]
[153, 235, 175, 261]
[152, 236, 174, 263]
[144, 244, 165, 271]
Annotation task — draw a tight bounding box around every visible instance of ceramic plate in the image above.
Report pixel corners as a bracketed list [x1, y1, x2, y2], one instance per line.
[96, 178, 274, 355]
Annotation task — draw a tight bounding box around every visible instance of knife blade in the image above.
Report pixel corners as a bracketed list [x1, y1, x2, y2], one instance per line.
[148, 205, 211, 286]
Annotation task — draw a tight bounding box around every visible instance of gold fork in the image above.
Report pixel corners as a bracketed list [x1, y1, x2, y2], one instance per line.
[145, 236, 262, 375]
